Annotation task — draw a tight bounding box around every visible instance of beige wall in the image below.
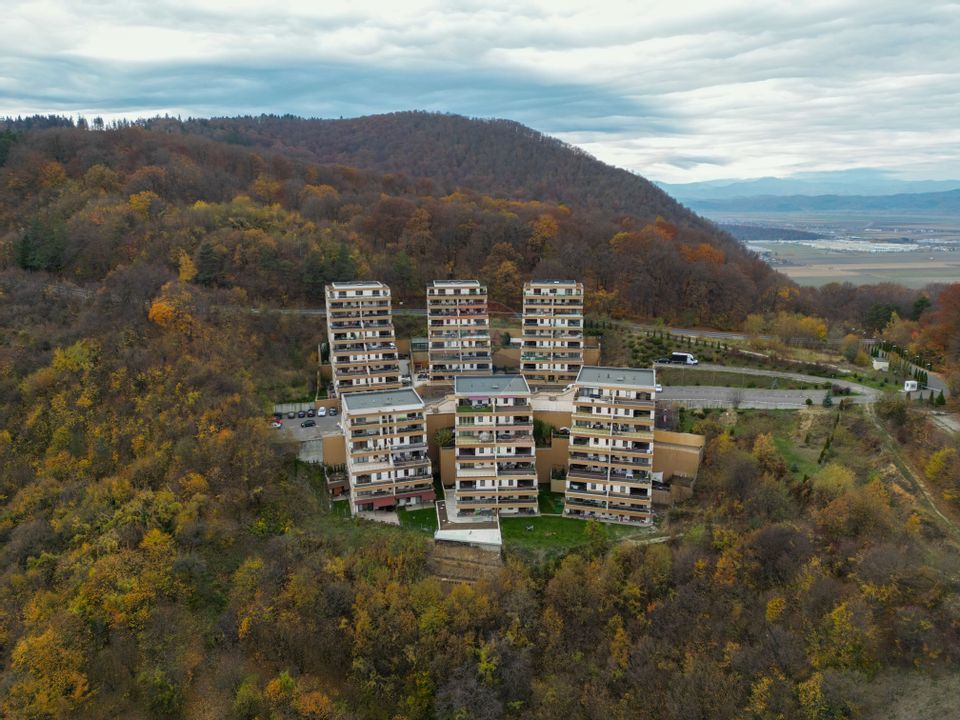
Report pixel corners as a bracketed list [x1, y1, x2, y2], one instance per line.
[322, 434, 347, 466]
[411, 351, 429, 371]
[535, 410, 572, 431]
[493, 346, 521, 370]
[439, 446, 456, 487]
[653, 429, 705, 480]
[492, 342, 598, 370]
[536, 436, 568, 487]
[426, 411, 455, 465]
[584, 336, 601, 366]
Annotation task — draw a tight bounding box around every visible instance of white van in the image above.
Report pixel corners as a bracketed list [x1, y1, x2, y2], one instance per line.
[670, 352, 699, 365]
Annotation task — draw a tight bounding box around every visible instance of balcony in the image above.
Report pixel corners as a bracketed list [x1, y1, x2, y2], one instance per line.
[608, 490, 650, 501]
[566, 483, 607, 497]
[567, 467, 608, 481]
[457, 403, 493, 413]
[458, 434, 497, 445]
[497, 466, 536, 476]
[458, 496, 500, 505]
[565, 496, 606, 510]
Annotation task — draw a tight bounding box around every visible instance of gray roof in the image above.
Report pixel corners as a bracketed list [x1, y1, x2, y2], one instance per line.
[454, 375, 530, 396]
[576, 366, 656, 388]
[342, 388, 424, 412]
[429, 279, 481, 287]
[328, 280, 387, 289]
[525, 279, 580, 286]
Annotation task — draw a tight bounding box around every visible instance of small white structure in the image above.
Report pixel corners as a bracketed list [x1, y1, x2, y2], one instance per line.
[904, 380, 919, 392]
[872, 359, 889, 371]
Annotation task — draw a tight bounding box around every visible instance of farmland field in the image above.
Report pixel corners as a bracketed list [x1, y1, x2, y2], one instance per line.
[704, 211, 960, 287]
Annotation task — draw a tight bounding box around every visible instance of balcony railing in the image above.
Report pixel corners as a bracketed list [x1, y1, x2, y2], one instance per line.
[457, 403, 492, 413]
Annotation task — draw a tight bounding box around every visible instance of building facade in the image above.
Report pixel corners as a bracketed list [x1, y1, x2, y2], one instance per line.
[325, 281, 402, 395]
[565, 366, 656, 525]
[453, 375, 539, 517]
[427, 280, 492, 382]
[520, 279, 584, 386]
[341, 389, 435, 514]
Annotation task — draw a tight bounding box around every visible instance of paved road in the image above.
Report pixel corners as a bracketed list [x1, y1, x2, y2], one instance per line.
[659, 362, 880, 397]
[631, 322, 754, 342]
[931, 413, 960, 435]
[660, 386, 840, 409]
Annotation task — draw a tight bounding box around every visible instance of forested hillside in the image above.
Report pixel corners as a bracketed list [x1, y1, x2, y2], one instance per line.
[153, 113, 717, 225]
[0, 122, 784, 326]
[1, 269, 959, 719]
[0, 118, 958, 719]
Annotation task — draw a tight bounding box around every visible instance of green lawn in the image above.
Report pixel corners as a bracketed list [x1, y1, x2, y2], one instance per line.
[330, 498, 352, 518]
[397, 505, 439, 534]
[501, 515, 653, 558]
[658, 368, 826, 390]
[538, 490, 565, 515]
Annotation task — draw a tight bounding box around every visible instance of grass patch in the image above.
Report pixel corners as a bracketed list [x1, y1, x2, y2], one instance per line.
[501, 515, 649, 559]
[330, 499, 352, 518]
[397, 506, 439, 534]
[658, 368, 823, 390]
[772, 435, 820, 477]
[537, 490, 565, 515]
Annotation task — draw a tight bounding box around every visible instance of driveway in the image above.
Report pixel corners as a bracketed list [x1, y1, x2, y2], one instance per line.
[659, 362, 879, 399]
[659, 386, 837, 410]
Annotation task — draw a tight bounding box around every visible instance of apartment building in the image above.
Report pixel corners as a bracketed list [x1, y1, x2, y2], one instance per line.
[453, 375, 539, 517]
[341, 388, 435, 514]
[427, 280, 493, 382]
[520, 279, 584, 386]
[325, 281, 402, 395]
[564, 366, 656, 525]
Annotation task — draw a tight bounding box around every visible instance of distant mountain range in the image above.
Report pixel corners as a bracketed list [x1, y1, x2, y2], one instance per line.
[681, 188, 960, 215]
[659, 169, 960, 202]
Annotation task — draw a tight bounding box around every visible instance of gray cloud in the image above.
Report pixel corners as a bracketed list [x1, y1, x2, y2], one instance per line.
[2, 0, 959, 182]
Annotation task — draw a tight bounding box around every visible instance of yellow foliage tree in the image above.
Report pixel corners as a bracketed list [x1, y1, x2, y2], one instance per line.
[178, 250, 197, 283]
[4, 627, 90, 717]
[39, 160, 68, 189]
[128, 190, 160, 220]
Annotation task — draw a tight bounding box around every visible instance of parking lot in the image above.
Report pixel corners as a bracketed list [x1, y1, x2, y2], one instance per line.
[270, 408, 342, 442]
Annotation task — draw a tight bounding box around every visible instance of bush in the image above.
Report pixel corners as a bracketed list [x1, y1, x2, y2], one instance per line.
[876, 393, 908, 425]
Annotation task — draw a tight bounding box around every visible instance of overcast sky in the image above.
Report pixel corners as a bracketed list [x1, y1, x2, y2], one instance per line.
[3, 0, 959, 183]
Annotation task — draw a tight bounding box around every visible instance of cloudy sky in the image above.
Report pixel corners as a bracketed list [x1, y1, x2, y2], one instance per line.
[3, 0, 959, 183]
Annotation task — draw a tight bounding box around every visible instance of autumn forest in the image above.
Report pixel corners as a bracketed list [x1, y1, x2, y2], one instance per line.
[0, 115, 959, 719]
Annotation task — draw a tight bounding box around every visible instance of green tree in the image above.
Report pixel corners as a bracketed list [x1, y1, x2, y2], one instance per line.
[194, 241, 223, 286]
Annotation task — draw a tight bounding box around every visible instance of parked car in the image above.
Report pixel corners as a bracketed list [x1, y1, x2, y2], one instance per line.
[328, 407, 337, 416]
[317, 407, 327, 417]
[287, 411, 296, 419]
[300, 419, 316, 428]
[655, 383, 663, 393]
[270, 420, 283, 429]
[306, 408, 316, 417]
[655, 357, 671, 364]
[297, 410, 306, 418]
